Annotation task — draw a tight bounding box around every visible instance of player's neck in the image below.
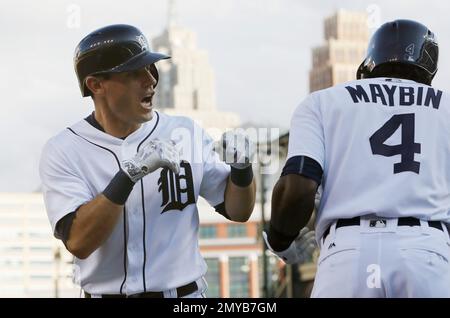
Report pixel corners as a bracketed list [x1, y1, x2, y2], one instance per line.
[93, 108, 140, 139]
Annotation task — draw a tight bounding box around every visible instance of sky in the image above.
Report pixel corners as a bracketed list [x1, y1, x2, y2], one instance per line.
[1, 0, 449, 192]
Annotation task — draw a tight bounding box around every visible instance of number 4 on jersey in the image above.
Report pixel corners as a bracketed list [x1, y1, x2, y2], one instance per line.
[369, 113, 421, 174]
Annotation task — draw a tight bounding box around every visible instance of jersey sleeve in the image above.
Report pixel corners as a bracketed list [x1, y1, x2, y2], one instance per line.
[39, 138, 93, 236]
[287, 93, 325, 169]
[198, 128, 230, 208]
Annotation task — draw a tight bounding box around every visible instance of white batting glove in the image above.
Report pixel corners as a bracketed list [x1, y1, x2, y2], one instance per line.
[216, 130, 256, 169]
[122, 139, 181, 183]
[262, 227, 317, 264]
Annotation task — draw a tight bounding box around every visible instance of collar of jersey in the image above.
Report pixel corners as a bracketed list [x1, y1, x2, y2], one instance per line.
[372, 77, 418, 84]
[69, 111, 160, 147]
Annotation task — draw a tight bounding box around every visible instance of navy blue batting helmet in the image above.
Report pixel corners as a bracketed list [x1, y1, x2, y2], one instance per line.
[357, 20, 438, 85]
[74, 24, 170, 97]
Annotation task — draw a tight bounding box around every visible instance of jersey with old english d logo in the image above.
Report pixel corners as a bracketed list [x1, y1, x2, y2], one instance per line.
[39, 111, 230, 295]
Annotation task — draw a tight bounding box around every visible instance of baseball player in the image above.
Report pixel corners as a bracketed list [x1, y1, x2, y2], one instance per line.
[264, 20, 450, 297]
[39, 24, 256, 298]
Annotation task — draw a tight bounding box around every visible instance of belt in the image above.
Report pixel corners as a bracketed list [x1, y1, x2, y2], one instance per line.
[322, 216, 444, 242]
[84, 280, 198, 298]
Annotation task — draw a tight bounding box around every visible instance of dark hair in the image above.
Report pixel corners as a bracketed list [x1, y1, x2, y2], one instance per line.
[88, 73, 111, 99]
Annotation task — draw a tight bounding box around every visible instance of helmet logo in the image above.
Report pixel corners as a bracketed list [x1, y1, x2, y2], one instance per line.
[405, 43, 415, 61]
[136, 35, 148, 51]
[405, 43, 415, 56]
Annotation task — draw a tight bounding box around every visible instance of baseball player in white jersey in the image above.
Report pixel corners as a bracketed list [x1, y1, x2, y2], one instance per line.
[263, 20, 450, 297]
[39, 24, 256, 298]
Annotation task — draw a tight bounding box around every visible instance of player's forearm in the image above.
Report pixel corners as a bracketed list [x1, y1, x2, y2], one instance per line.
[66, 195, 123, 259]
[270, 175, 316, 237]
[224, 178, 256, 222]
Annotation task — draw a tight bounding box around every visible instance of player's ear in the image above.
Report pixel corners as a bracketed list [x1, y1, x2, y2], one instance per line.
[85, 75, 106, 96]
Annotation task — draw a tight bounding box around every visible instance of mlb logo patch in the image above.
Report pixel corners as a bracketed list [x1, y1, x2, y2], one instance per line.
[369, 219, 387, 228]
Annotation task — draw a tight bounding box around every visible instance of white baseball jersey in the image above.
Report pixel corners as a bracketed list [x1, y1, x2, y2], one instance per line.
[288, 77, 450, 240]
[39, 111, 230, 295]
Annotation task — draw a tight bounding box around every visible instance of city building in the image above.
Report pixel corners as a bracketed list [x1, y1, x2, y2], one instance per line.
[0, 193, 79, 297]
[309, 10, 369, 92]
[152, 0, 240, 132]
[198, 199, 278, 298]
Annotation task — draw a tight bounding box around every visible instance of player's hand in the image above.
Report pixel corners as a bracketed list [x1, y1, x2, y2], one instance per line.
[122, 139, 181, 183]
[215, 130, 255, 169]
[262, 227, 317, 264]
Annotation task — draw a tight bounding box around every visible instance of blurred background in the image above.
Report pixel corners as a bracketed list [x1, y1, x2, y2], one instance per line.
[0, 0, 448, 297]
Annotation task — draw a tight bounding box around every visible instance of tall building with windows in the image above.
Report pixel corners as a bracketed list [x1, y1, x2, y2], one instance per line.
[151, 0, 240, 131]
[197, 199, 279, 298]
[309, 10, 369, 92]
[0, 193, 79, 297]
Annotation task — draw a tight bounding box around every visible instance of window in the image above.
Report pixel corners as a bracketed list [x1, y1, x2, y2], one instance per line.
[229, 257, 249, 297]
[30, 275, 52, 280]
[227, 224, 247, 238]
[193, 90, 198, 110]
[204, 258, 220, 297]
[1, 246, 23, 252]
[0, 260, 24, 266]
[29, 232, 51, 239]
[199, 225, 217, 239]
[29, 247, 52, 252]
[30, 260, 53, 266]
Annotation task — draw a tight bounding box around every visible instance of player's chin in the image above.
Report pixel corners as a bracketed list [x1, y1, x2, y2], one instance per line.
[138, 107, 153, 122]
